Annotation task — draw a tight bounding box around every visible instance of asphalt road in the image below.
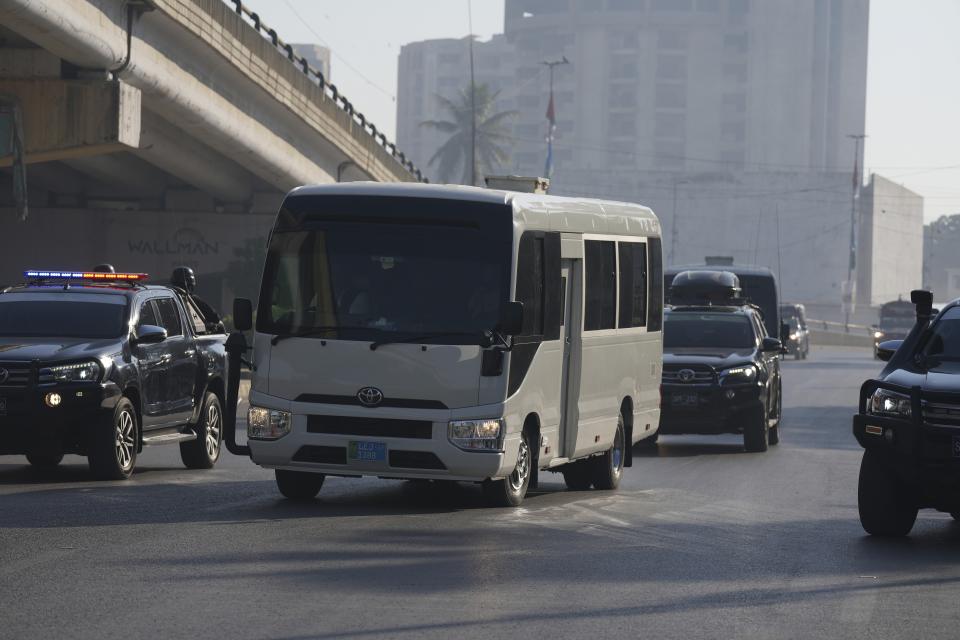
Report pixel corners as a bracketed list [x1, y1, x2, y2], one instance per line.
[1, 346, 958, 639]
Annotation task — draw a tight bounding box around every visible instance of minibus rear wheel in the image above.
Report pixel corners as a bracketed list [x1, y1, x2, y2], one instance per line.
[275, 469, 325, 501]
[591, 414, 625, 490]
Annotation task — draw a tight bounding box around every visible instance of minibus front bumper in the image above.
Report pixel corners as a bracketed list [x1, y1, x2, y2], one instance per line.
[246, 391, 521, 482]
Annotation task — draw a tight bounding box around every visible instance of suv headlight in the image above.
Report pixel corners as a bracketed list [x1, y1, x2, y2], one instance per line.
[448, 419, 504, 451]
[867, 389, 912, 418]
[41, 360, 102, 384]
[720, 364, 757, 384]
[248, 406, 292, 440]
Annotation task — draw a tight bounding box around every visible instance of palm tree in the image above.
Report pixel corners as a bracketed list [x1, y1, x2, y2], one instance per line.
[420, 84, 516, 185]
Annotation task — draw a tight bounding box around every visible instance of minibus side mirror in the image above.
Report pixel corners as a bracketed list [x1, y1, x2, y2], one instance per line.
[876, 339, 902, 362]
[499, 302, 524, 336]
[233, 298, 253, 332]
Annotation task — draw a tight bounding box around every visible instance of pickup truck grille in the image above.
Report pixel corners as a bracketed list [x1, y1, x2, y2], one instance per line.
[922, 402, 960, 428]
[0, 363, 32, 389]
[662, 365, 715, 384]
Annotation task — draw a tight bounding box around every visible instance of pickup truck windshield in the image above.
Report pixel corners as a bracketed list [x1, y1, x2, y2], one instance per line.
[665, 312, 756, 349]
[923, 307, 960, 360]
[0, 292, 128, 339]
[259, 222, 510, 343]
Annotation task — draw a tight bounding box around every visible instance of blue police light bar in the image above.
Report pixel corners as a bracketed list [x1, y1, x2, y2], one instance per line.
[25, 270, 149, 281]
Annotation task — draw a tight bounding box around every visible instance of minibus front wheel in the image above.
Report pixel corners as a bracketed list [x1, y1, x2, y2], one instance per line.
[483, 430, 533, 507]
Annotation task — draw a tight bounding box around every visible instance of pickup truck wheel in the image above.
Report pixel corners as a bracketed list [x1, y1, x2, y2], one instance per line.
[26, 452, 63, 468]
[276, 469, 325, 501]
[767, 387, 782, 446]
[483, 430, 532, 507]
[591, 414, 626, 490]
[180, 392, 223, 470]
[89, 397, 138, 480]
[743, 406, 768, 453]
[858, 449, 918, 537]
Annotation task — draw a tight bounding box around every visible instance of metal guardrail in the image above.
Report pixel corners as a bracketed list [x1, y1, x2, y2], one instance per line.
[223, 0, 427, 183]
[807, 318, 874, 336]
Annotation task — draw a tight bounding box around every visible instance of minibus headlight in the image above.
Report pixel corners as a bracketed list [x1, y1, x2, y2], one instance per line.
[448, 419, 504, 451]
[248, 406, 292, 440]
[867, 389, 911, 418]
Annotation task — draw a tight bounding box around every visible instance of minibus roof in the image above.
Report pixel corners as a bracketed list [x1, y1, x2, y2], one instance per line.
[285, 182, 660, 235]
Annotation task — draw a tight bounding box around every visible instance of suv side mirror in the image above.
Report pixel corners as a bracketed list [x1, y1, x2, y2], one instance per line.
[761, 337, 782, 353]
[134, 324, 167, 345]
[233, 298, 253, 332]
[499, 301, 524, 336]
[876, 339, 902, 362]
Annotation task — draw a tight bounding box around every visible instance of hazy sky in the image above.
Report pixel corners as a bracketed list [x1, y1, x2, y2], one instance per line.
[244, 0, 960, 223]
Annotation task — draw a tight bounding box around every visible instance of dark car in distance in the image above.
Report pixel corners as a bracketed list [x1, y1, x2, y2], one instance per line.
[0, 269, 228, 479]
[854, 290, 960, 536]
[660, 271, 784, 452]
[780, 303, 810, 360]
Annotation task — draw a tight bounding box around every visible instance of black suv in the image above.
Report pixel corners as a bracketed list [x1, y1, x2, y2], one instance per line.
[854, 290, 960, 536]
[660, 271, 784, 452]
[780, 303, 810, 360]
[0, 270, 228, 479]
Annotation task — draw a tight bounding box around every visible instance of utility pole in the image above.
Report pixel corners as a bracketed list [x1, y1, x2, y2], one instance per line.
[844, 133, 867, 327]
[541, 56, 569, 179]
[670, 178, 689, 265]
[467, 0, 477, 186]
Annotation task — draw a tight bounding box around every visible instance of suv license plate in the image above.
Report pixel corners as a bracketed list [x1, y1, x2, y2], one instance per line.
[349, 441, 386, 462]
[671, 393, 699, 407]
[953, 436, 960, 459]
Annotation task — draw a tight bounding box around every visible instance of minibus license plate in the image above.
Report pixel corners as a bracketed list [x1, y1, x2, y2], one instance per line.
[671, 392, 698, 407]
[349, 441, 386, 462]
[953, 436, 960, 459]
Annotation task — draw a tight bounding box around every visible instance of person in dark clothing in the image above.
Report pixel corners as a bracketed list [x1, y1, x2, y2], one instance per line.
[170, 266, 225, 333]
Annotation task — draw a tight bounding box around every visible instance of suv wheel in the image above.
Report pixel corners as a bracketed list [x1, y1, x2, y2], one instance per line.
[484, 429, 533, 506]
[180, 392, 223, 469]
[276, 469, 325, 500]
[858, 449, 918, 536]
[767, 386, 782, 446]
[743, 406, 768, 453]
[26, 452, 63, 468]
[89, 397, 138, 480]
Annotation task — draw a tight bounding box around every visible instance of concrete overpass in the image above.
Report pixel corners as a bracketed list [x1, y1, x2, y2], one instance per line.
[0, 0, 423, 306]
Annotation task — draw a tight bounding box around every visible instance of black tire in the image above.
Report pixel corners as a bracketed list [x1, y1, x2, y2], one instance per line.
[768, 386, 782, 446]
[857, 449, 918, 537]
[951, 512, 960, 521]
[483, 429, 533, 507]
[180, 392, 223, 470]
[89, 397, 138, 480]
[634, 429, 659, 450]
[276, 469, 325, 501]
[743, 406, 768, 453]
[591, 414, 626, 490]
[26, 452, 63, 468]
[562, 461, 593, 491]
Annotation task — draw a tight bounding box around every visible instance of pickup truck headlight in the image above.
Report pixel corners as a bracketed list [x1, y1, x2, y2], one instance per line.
[41, 360, 102, 384]
[448, 419, 504, 451]
[720, 364, 757, 384]
[248, 406, 292, 440]
[867, 389, 912, 418]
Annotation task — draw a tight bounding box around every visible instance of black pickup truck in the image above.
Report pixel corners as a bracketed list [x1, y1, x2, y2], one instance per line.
[0, 269, 228, 479]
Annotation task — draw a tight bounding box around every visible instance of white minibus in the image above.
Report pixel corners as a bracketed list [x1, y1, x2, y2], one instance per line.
[225, 182, 663, 506]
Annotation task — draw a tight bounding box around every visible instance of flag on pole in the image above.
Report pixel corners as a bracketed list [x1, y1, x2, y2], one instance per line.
[544, 93, 557, 179]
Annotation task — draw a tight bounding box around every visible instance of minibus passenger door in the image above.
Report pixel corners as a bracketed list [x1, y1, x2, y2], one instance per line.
[559, 259, 583, 458]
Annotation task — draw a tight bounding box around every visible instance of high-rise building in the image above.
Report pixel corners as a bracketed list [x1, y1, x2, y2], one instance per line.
[291, 44, 332, 82]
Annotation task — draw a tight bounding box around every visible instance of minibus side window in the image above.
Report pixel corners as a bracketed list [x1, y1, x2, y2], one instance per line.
[647, 238, 664, 331]
[585, 240, 616, 331]
[516, 234, 545, 337]
[618, 241, 648, 328]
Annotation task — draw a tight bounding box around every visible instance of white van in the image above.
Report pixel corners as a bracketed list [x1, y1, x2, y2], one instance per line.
[233, 183, 663, 506]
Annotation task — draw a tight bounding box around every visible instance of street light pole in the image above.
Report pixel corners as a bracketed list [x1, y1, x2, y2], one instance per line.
[467, 0, 477, 186]
[540, 56, 569, 179]
[844, 133, 867, 327]
[670, 179, 688, 265]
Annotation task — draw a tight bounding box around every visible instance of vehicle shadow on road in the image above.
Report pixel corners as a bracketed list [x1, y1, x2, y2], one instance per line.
[633, 441, 748, 458]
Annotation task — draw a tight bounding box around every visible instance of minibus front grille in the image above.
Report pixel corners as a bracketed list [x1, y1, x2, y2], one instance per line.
[307, 416, 433, 439]
[296, 394, 448, 410]
[388, 450, 446, 470]
[292, 445, 347, 465]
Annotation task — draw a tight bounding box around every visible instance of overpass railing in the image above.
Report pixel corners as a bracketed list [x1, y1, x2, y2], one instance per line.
[224, 0, 427, 183]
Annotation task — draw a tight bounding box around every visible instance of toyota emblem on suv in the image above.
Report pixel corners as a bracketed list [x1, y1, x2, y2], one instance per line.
[678, 369, 696, 383]
[357, 387, 384, 407]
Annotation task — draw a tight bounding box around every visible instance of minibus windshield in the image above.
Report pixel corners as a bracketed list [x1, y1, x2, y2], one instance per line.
[258, 222, 510, 344]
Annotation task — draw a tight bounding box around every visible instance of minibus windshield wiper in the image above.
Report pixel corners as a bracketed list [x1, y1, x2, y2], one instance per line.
[369, 331, 487, 351]
[271, 326, 362, 345]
